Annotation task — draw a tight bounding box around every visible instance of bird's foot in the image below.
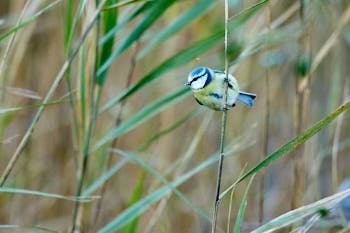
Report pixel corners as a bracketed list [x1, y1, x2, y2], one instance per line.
[223, 77, 229, 82]
[220, 107, 228, 111]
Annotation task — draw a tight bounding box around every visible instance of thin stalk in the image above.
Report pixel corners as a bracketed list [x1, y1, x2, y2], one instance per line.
[211, 0, 229, 232]
[259, 0, 272, 224]
[71, 86, 102, 232]
[71, 9, 103, 232]
[291, 0, 307, 211]
[0, 0, 109, 187]
[90, 41, 140, 229]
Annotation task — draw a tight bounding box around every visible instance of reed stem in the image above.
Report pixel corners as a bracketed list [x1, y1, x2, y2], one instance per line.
[211, 0, 229, 232]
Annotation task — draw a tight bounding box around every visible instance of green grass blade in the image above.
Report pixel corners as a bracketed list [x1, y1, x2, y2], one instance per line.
[233, 174, 255, 233]
[82, 158, 128, 196]
[0, 99, 69, 114]
[64, 0, 74, 50]
[220, 100, 350, 200]
[0, 0, 60, 42]
[103, 0, 152, 10]
[93, 86, 191, 152]
[0, 187, 95, 202]
[120, 170, 146, 233]
[80, 44, 87, 137]
[136, 0, 219, 59]
[96, 0, 118, 85]
[96, 0, 178, 77]
[137, 107, 206, 151]
[251, 188, 350, 232]
[97, 138, 255, 233]
[98, 2, 154, 46]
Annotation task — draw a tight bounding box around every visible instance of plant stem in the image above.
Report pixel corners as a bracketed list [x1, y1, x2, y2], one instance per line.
[259, 0, 272, 224]
[211, 0, 229, 232]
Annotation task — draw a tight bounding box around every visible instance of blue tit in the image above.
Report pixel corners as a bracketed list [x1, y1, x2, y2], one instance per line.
[185, 67, 256, 111]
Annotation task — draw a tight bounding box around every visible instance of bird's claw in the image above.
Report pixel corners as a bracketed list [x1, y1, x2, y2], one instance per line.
[223, 77, 229, 82]
[220, 107, 228, 111]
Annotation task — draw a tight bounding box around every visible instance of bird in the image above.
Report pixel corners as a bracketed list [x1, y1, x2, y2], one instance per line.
[185, 67, 256, 111]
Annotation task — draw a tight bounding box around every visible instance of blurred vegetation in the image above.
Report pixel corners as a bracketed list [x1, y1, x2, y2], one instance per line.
[0, 0, 350, 232]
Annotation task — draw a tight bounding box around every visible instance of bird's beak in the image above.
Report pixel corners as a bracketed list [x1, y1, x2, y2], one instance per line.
[185, 82, 190, 86]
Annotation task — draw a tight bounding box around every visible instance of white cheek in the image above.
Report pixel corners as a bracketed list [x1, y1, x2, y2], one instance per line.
[191, 76, 207, 90]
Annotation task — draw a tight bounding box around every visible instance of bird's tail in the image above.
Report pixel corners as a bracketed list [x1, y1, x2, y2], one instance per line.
[237, 91, 256, 107]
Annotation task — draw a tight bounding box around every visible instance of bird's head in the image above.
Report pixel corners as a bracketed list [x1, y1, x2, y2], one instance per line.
[186, 67, 214, 90]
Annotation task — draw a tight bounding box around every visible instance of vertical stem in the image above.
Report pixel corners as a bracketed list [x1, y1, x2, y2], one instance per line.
[211, 0, 229, 232]
[71, 86, 102, 233]
[259, 0, 272, 224]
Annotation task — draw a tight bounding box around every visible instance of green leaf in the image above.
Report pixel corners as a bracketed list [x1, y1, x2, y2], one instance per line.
[251, 188, 350, 232]
[83, 158, 128, 196]
[0, 0, 60, 42]
[220, 100, 350, 200]
[233, 174, 255, 233]
[96, 0, 119, 85]
[0, 100, 69, 115]
[97, 0, 177, 78]
[97, 137, 254, 233]
[137, 107, 206, 151]
[137, 0, 219, 59]
[0, 187, 95, 202]
[120, 170, 147, 233]
[99, 2, 154, 46]
[93, 86, 191, 152]
[103, 0, 153, 10]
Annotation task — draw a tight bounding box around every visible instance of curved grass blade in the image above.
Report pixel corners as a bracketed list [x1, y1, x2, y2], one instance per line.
[251, 188, 350, 233]
[0, 0, 61, 42]
[103, 0, 153, 10]
[0, 99, 69, 115]
[0, 187, 96, 202]
[96, 0, 119, 85]
[136, 0, 219, 59]
[99, 2, 154, 46]
[97, 0, 177, 77]
[93, 86, 191, 152]
[97, 138, 255, 233]
[220, 99, 350, 200]
[233, 174, 255, 233]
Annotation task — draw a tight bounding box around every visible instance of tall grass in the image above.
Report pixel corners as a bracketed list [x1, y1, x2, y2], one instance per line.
[1, 0, 350, 232]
